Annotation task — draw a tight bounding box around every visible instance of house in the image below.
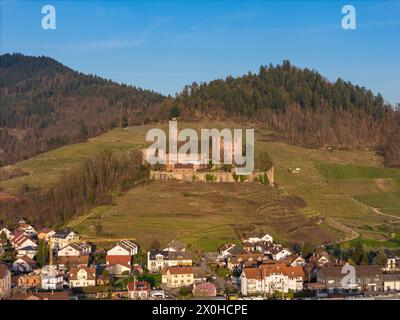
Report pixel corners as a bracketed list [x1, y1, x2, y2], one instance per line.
[11, 291, 70, 300]
[308, 252, 330, 267]
[12, 256, 37, 273]
[58, 255, 89, 269]
[18, 223, 37, 237]
[11, 234, 37, 250]
[316, 265, 383, 292]
[383, 273, 400, 291]
[58, 242, 92, 257]
[0, 227, 12, 241]
[269, 247, 292, 261]
[383, 249, 400, 272]
[193, 282, 217, 297]
[127, 281, 150, 299]
[193, 267, 207, 283]
[17, 245, 38, 259]
[17, 271, 41, 288]
[163, 240, 186, 252]
[227, 253, 269, 271]
[162, 267, 194, 288]
[107, 240, 138, 256]
[243, 232, 273, 244]
[284, 254, 306, 267]
[217, 244, 244, 260]
[50, 229, 79, 250]
[68, 266, 96, 288]
[106, 255, 131, 275]
[37, 228, 56, 241]
[0, 263, 11, 299]
[41, 265, 64, 290]
[242, 242, 256, 252]
[240, 263, 304, 296]
[147, 250, 192, 272]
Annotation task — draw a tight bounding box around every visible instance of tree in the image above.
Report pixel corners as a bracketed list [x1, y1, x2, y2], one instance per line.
[375, 248, 387, 267]
[169, 105, 181, 118]
[36, 239, 48, 267]
[149, 240, 161, 250]
[352, 242, 365, 265]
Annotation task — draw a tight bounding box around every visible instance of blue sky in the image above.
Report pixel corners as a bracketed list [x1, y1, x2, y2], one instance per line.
[1, 0, 399, 104]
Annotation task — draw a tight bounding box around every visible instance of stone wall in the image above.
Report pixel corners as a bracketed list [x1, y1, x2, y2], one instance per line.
[150, 167, 274, 186]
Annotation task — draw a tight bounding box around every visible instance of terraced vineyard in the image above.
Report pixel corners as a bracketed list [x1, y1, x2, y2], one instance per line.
[3, 121, 400, 250]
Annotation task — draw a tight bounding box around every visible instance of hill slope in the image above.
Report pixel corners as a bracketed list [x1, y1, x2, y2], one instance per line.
[0, 53, 164, 164]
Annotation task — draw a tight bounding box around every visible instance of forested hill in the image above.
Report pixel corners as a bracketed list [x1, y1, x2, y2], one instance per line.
[1, 54, 400, 167]
[176, 60, 400, 164]
[0, 53, 164, 164]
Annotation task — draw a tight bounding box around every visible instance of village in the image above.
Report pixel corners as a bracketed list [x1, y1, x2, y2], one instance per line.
[1, 219, 400, 300]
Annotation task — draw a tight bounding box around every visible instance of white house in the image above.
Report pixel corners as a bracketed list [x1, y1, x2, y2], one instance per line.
[240, 263, 304, 296]
[273, 248, 292, 261]
[217, 244, 244, 260]
[147, 250, 193, 272]
[17, 246, 38, 259]
[383, 273, 400, 291]
[50, 229, 79, 250]
[11, 235, 37, 250]
[12, 256, 37, 273]
[0, 227, 12, 240]
[41, 265, 63, 290]
[107, 240, 138, 256]
[68, 266, 96, 288]
[162, 240, 186, 252]
[243, 232, 273, 244]
[58, 242, 92, 257]
[19, 224, 37, 237]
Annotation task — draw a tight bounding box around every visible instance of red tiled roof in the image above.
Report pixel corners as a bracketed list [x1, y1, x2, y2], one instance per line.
[127, 281, 150, 292]
[69, 266, 96, 281]
[163, 267, 193, 275]
[106, 255, 131, 266]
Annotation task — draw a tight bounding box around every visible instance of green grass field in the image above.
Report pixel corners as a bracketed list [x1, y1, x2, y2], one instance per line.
[3, 121, 400, 249]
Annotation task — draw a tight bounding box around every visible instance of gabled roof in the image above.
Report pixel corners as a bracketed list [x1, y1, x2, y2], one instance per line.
[52, 229, 76, 239]
[242, 268, 262, 280]
[69, 266, 96, 281]
[16, 255, 37, 266]
[164, 240, 186, 251]
[259, 263, 304, 278]
[163, 267, 193, 275]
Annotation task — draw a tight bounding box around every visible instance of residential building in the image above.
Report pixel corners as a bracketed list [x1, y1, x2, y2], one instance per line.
[18, 224, 37, 237]
[163, 240, 186, 252]
[17, 271, 41, 289]
[0, 227, 12, 240]
[162, 267, 194, 288]
[17, 245, 38, 259]
[316, 265, 383, 292]
[11, 234, 37, 250]
[12, 256, 37, 273]
[147, 250, 192, 272]
[383, 273, 400, 291]
[58, 255, 89, 269]
[227, 253, 269, 271]
[243, 232, 273, 244]
[50, 229, 79, 250]
[58, 242, 92, 257]
[37, 228, 56, 241]
[106, 255, 131, 275]
[284, 254, 306, 267]
[127, 281, 150, 299]
[0, 263, 11, 299]
[41, 265, 64, 290]
[383, 249, 400, 272]
[240, 263, 304, 296]
[217, 244, 244, 260]
[107, 240, 138, 256]
[68, 266, 96, 288]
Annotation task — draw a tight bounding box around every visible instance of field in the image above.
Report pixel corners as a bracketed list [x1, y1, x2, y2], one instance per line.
[3, 121, 400, 250]
[67, 180, 340, 251]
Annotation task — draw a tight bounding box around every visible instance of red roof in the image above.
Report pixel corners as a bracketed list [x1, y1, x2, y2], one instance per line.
[106, 255, 131, 266]
[127, 281, 150, 292]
